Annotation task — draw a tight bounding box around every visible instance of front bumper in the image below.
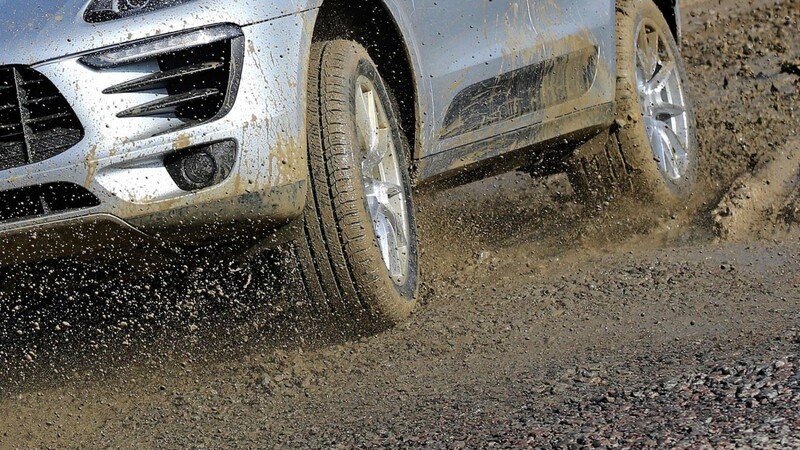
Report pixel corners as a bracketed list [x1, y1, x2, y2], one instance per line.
[0, 12, 315, 266]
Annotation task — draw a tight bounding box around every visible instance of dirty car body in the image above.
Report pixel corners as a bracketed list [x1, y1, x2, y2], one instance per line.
[0, 0, 678, 267]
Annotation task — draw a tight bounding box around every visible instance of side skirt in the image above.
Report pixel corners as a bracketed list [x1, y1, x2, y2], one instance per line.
[415, 102, 615, 188]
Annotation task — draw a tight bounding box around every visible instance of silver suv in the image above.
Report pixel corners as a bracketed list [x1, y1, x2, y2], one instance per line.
[0, 0, 696, 329]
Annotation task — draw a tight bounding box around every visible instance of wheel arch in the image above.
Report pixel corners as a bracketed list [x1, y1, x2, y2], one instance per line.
[311, 0, 423, 161]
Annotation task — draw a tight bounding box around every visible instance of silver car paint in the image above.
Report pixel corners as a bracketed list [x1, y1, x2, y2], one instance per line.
[382, 0, 616, 159]
[0, 0, 321, 65]
[1, 2, 319, 264]
[0, 0, 661, 265]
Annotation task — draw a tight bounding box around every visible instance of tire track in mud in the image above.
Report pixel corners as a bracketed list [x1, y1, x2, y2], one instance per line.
[714, 140, 800, 241]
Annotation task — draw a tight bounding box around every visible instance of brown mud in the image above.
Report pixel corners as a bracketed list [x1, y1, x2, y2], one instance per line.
[1, 0, 799, 448]
[714, 140, 800, 240]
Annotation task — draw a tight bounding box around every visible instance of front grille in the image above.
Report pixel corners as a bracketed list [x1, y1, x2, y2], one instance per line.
[0, 182, 100, 223]
[0, 66, 84, 171]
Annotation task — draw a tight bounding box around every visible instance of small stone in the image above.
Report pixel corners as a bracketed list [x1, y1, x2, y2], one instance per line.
[258, 375, 272, 388]
[757, 388, 779, 401]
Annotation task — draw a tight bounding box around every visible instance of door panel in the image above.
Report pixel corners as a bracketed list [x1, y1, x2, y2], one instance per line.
[390, 0, 616, 161]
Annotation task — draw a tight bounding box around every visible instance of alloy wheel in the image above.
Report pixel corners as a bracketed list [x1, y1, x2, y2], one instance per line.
[354, 75, 411, 285]
[635, 19, 692, 182]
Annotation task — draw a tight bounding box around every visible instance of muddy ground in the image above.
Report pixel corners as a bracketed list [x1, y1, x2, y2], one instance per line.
[1, 0, 799, 448]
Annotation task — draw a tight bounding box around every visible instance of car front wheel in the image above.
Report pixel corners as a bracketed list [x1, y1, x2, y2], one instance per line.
[297, 40, 419, 333]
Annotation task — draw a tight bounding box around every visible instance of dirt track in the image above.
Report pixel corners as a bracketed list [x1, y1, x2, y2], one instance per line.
[1, 0, 800, 448]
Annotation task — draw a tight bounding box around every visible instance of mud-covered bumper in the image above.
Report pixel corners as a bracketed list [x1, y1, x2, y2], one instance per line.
[0, 12, 316, 267]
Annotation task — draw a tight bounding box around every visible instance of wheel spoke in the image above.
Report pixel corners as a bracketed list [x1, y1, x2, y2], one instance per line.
[660, 137, 680, 180]
[368, 201, 396, 275]
[355, 87, 379, 155]
[379, 202, 408, 249]
[365, 178, 403, 200]
[645, 30, 660, 75]
[652, 100, 685, 120]
[656, 123, 689, 180]
[363, 127, 391, 172]
[636, 48, 650, 81]
[364, 177, 408, 274]
[637, 28, 659, 77]
[636, 27, 649, 63]
[648, 59, 675, 94]
[371, 202, 408, 278]
[647, 120, 670, 176]
[659, 123, 689, 161]
[636, 35, 652, 78]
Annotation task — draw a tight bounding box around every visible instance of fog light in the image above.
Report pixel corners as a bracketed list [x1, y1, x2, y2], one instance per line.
[164, 140, 236, 191]
[183, 152, 217, 185]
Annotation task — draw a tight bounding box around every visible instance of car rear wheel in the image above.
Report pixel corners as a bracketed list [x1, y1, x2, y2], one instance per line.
[297, 40, 419, 333]
[568, 0, 698, 207]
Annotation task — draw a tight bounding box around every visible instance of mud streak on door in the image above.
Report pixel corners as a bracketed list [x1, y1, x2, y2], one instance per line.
[440, 45, 599, 139]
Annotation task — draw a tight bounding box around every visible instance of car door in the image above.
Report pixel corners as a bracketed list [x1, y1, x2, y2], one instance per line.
[390, 0, 616, 180]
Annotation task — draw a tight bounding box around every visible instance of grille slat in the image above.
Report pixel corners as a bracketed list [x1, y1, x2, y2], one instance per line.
[19, 79, 45, 87]
[24, 112, 73, 126]
[103, 61, 225, 95]
[24, 95, 60, 105]
[27, 128, 83, 143]
[117, 88, 222, 118]
[0, 123, 21, 131]
[0, 66, 83, 171]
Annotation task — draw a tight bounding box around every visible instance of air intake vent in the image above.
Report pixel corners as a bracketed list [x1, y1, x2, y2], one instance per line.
[0, 66, 84, 171]
[84, 24, 244, 131]
[0, 183, 100, 223]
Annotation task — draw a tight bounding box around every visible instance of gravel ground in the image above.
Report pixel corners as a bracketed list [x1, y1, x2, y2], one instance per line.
[291, 346, 800, 449]
[1, 0, 800, 448]
[478, 352, 800, 449]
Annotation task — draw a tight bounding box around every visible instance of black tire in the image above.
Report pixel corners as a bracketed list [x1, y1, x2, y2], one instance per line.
[568, 0, 698, 207]
[297, 40, 419, 332]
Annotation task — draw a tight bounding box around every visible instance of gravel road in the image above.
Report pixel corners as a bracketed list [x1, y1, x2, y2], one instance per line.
[1, 0, 799, 448]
